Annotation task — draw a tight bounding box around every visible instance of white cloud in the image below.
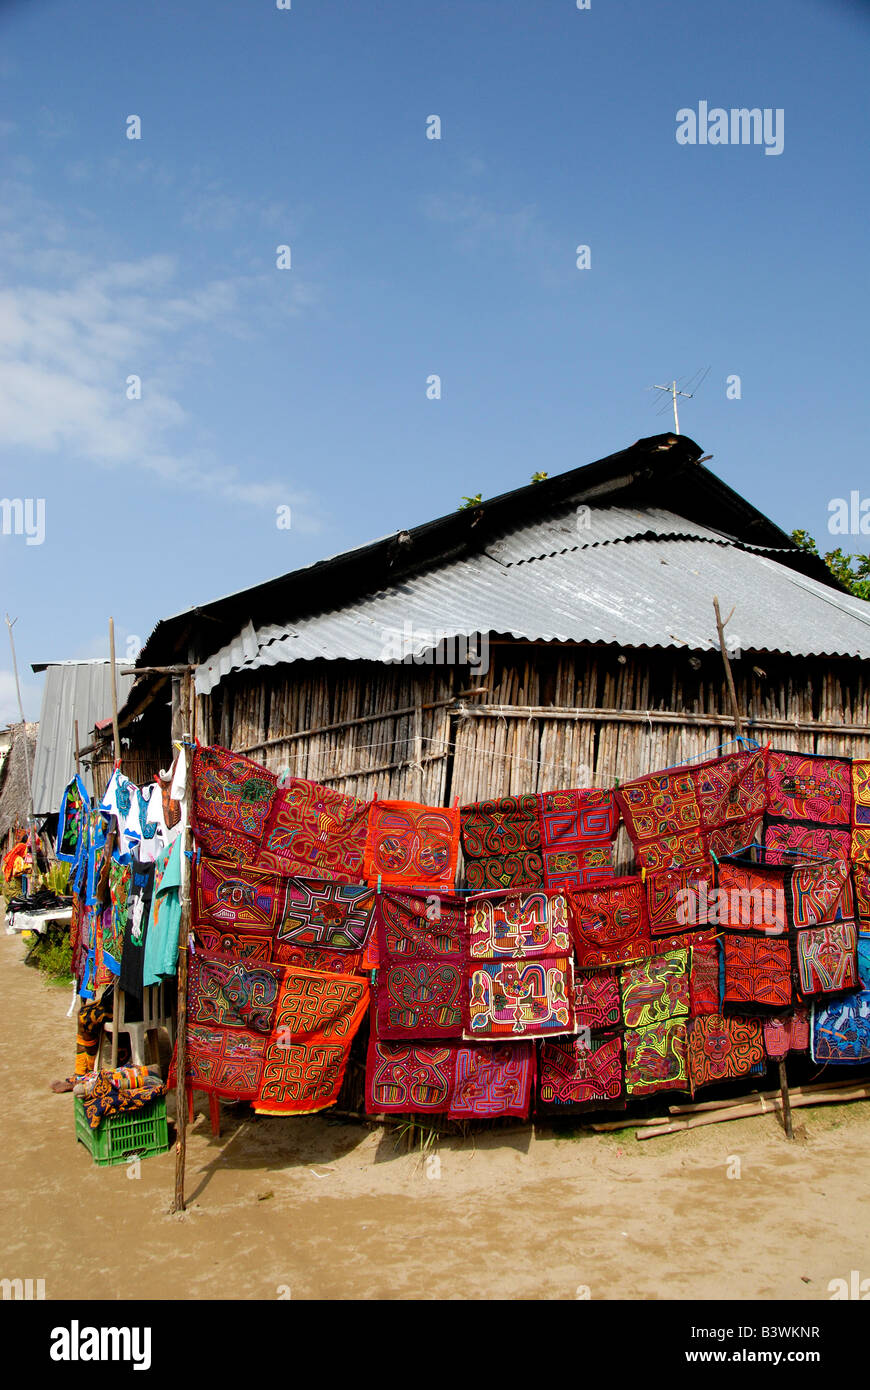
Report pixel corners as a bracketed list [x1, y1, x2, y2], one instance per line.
[0, 223, 315, 508]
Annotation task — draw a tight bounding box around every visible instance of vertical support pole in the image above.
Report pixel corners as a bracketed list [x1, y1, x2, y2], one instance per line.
[108, 618, 123, 1069]
[712, 596, 743, 738]
[173, 671, 193, 1213]
[74, 718, 81, 776]
[778, 1059, 794, 1140]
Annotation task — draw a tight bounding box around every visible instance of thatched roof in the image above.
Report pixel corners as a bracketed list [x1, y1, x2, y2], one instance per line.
[0, 722, 38, 841]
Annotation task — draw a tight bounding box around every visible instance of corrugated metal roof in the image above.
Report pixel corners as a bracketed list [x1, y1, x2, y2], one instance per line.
[194, 507, 870, 695]
[30, 662, 135, 814]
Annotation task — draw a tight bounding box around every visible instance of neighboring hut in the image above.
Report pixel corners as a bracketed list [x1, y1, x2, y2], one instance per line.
[0, 721, 38, 853]
[121, 432, 870, 845]
[30, 660, 136, 819]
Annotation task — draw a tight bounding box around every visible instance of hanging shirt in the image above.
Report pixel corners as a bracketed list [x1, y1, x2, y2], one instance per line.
[99, 770, 143, 859]
[142, 836, 183, 985]
[136, 784, 167, 863]
[119, 857, 156, 999]
[56, 775, 90, 863]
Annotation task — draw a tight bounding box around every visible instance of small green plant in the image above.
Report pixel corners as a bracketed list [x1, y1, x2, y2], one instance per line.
[459, 493, 483, 510]
[25, 927, 73, 984]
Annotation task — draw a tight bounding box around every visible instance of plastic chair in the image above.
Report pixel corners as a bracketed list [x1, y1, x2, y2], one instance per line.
[98, 983, 175, 1069]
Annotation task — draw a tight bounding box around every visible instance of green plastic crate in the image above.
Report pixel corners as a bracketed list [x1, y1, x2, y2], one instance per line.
[74, 1093, 170, 1166]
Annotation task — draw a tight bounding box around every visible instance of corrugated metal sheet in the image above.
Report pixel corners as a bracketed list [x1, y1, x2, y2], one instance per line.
[194, 505, 870, 695]
[30, 662, 135, 814]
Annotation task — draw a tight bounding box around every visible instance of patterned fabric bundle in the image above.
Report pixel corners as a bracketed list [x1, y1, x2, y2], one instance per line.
[615, 748, 766, 871]
[185, 950, 369, 1114]
[258, 779, 369, 883]
[191, 745, 277, 863]
[374, 891, 465, 1039]
[364, 800, 459, 892]
[81, 1072, 165, 1130]
[76, 1065, 150, 1097]
[536, 789, 618, 891]
[464, 891, 575, 1039]
[192, 857, 375, 973]
[365, 1037, 535, 1118]
[538, 1035, 623, 1110]
[569, 875, 653, 968]
[459, 795, 543, 889]
[763, 750, 852, 864]
[811, 935, 870, 1064]
[74, 996, 113, 1077]
[763, 1008, 810, 1060]
[852, 760, 870, 862]
[688, 1014, 764, 1089]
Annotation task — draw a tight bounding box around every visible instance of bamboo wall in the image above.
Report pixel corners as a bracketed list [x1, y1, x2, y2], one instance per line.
[202, 645, 870, 838]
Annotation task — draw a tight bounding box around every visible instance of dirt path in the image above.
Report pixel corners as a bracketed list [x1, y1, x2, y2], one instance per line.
[2, 931, 868, 1301]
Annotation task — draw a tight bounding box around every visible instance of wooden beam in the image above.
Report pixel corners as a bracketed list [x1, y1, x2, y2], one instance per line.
[451, 704, 870, 735]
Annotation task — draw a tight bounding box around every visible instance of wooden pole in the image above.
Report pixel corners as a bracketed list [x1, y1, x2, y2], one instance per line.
[173, 672, 193, 1214]
[74, 719, 81, 776]
[712, 596, 743, 738]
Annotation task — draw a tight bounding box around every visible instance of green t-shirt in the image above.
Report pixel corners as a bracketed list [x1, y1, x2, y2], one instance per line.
[142, 836, 183, 986]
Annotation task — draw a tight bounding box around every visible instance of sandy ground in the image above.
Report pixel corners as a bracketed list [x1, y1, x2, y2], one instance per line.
[2, 931, 869, 1302]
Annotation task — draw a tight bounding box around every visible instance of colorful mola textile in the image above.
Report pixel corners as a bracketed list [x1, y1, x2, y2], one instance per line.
[623, 1019, 689, 1097]
[57, 774, 89, 863]
[574, 969, 621, 1033]
[449, 1043, 535, 1118]
[852, 760, 870, 861]
[569, 875, 654, 968]
[364, 800, 459, 892]
[466, 957, 574, 1039]
[765, 749, 852, 826]
[186, 950, 369, 1114]
[374, 891, 465, 1040]
[688, 1014, 764, 1089]
[714, 857, 789, 934]
[193, 858, 375, 967]
[620, 950, 690, 1029]
[466, 890, 571, 959]
[538, 1035, 623, 1109]
[460, 794, 543, 890]
[366, 1038, 455, 1113]
[811, 935, 870, 1064]
[365, 1038, 534, 1117]
[258, 778, 369, 882]
[763, 1007, 810, 1060]
[795, 920, 859, 998]
[278, 878, 375, 959]
[645, 864, 715, 935]
[104, 860, 131, 975]
[854, 862, 870, 929]
[763, 822, 852, 867]
[789, 858, 852, 929]
[616, 748, 766, 871]
[191, 745, 277, 860]
[82, 1072, 165, 1129]
[722, 934, 792, 1009]
[537, 788, 618, 892]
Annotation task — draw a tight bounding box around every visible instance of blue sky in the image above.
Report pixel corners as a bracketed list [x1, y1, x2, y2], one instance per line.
[1, 0, 868, 720]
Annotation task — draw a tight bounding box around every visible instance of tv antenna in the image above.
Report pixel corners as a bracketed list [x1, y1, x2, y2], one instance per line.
[647, 366, 710, 434]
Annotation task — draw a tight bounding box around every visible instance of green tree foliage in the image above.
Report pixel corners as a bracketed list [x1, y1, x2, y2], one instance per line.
[791, 530, 870, 600]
